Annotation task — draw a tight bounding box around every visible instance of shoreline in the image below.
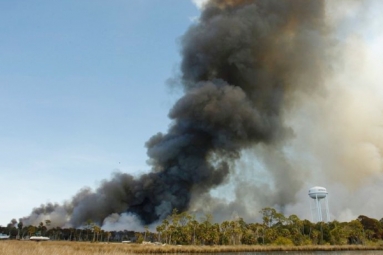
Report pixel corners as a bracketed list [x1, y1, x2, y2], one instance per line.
[1, 241, 383, 254]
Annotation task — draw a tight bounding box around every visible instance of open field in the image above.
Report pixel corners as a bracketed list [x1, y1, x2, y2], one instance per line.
[1, 241, 383, 255]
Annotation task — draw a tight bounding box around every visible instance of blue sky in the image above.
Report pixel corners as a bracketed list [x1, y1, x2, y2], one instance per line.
[0, 0, 203, 226]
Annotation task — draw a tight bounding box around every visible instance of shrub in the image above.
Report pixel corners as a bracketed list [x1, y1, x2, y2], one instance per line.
[273, 237, 294, 246]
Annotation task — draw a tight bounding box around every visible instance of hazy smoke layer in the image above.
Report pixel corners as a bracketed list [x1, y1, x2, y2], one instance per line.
[189, 0, 383, 222]
[21, 0, 383, 228]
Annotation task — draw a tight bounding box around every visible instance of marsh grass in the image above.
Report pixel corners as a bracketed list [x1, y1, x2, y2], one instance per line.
[1, 241, 382, 255]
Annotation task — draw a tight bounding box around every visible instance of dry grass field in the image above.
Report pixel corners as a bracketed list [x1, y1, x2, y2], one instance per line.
[1, 240, 383, 255]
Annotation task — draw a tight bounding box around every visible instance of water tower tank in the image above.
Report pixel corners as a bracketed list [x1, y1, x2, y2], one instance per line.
[308, 186, 327, 199]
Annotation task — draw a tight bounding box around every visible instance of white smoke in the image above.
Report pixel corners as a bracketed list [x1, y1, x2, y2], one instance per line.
[102, 213, 157, 232]
[191, 0, 209, 9]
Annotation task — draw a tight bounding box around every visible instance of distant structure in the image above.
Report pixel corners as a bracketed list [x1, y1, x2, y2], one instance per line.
[0, 233, 10, 240]
[30, 236, 49, 241]
[308, 186, 330, 222]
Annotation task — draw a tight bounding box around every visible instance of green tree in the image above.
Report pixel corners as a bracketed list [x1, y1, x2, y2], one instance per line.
[241, 228, 257, 245]
[228, 220, 243, 245]
[162, 219, 170, 244]
[92, 225, 101, 242]
[135, 232, 144, 243]
[264, 227, 278, 244]
[346, 220, 364, 244]
[156, 224, 165, 243]
[273, 236, 294, 246]
[85, 219, 94, 241]
[188, 218, 199, 245]
[144, 226, 149, 241]
[27, 225, 36, 237]
[286, 214, 305, 245]
[17, 221, 23, 239]
[260, 207, 278, 227]
[330, 222, 347, 245]
[220, 221, 230, 245]
[105, 231, 112, 242]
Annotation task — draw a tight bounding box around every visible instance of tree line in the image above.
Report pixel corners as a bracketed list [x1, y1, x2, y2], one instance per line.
[1, 208, 383, 245]
[0, 218, 135, 242]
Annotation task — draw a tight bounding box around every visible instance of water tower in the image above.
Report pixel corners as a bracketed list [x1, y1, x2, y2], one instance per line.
[308, 186, 330, 222]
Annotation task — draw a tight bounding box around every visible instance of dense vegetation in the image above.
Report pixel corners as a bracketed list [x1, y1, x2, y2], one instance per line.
[2, 208, 383, 246]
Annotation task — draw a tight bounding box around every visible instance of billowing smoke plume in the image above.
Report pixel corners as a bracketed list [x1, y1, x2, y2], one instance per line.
[21, 0, 383, 228]
[194, 0, 383, 222]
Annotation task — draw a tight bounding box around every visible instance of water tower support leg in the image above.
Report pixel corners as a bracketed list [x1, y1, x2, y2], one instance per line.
[325, 196, 330, 222]
[316, 195, 322, 222]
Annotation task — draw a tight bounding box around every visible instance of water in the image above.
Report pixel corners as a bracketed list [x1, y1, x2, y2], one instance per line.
[177, 252, 383, 255]
[217, 252, 383, 255]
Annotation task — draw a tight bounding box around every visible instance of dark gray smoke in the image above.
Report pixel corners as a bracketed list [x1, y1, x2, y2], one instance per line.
[21, 0, 330, 227]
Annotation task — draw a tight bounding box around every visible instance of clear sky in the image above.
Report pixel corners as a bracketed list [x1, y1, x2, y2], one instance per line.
[0, 0, 205, 226]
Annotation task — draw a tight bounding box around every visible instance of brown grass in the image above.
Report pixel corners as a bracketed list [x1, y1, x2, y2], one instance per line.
[1, 240, 383, 255]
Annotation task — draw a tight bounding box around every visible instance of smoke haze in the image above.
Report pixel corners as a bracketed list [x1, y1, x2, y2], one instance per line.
[21, 0, 383, 229]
